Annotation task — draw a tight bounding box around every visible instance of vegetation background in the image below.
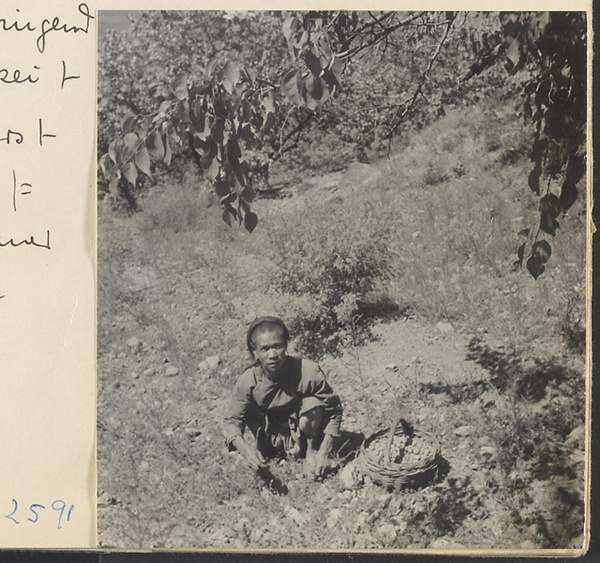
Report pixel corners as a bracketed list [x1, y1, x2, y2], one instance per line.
[97, 11, 588, 551]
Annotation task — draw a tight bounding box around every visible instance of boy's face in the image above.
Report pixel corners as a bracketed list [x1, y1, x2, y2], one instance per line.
[251, 325, 287, 379]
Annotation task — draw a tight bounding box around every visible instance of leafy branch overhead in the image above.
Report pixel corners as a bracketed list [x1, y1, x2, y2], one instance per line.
[99, 11, 586, 276]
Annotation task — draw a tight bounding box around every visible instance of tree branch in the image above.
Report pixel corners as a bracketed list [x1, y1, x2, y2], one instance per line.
[385, 13, 456, 153]
[337, 12, 425, 61]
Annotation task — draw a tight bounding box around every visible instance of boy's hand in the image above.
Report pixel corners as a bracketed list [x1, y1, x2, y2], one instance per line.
[247, 449, 268, 471]
[313, 434, 335, 480]
[232, 436, 267, 471]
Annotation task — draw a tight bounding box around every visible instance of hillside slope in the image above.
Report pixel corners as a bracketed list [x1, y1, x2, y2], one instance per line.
[97, 101, 587, 550]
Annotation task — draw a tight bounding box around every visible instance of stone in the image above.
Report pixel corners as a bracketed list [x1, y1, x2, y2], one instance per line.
[143, 367, 155, 376]
[566, 424, 585, 446]
[165, 366, 180, 376]
[185, 427, 202, 438]
[339, 462, 363, 490]
[386, 364, 399, 372]
[326, 508, 342, 529]
[479, 446, 497, 460]
[454, 425, 474, 436]
[436, 321, 455, 334]
[126, 337, 142, 352]
[206, 355, 220, 370]
[430, 538, 466, 549]
[375, 523, 397, 542]
[284, 505, 307, 525]
[390, 516, 407, 534]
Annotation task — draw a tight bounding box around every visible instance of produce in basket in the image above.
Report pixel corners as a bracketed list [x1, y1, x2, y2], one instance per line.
[358, 417, 441, 488]
[366, 431, 437, 467]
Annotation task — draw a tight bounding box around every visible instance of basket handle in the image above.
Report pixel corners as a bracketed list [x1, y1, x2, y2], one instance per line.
[384, 414, 403, 465]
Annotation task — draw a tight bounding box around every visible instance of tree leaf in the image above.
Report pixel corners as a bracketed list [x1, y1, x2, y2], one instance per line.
[532, 240, 552, 263]
[566, 154, 586, 185]
[505, 38, 520, 72]
[528, 167, 541, 195]
[263, 90, 276, 114]
[281, 69, 300, 105]
[540, 211, 559, 236]
[241, 185, 255, 202]
[530, 139, 547, 164]
[536, 79, 552, 107]
[244, 211, 258, 233]
[158, 100, 172, 116]
[559, 180, 578, 211]
[262, 112, 276, 135]
[526, 254, 545, 279]
[317, 35, 333, 64]
[193, 135, 212, 156]
[303, 48, 322, 77]
[123, 161, 138, 186]
[163, 134, 172, 166]
[146, 130, 165, 159]
[306, 74, 324, 101]
[233, 163, 246, 188]
[109, 175, 120, 194]
[282, 16, 296, 42]
[215, 178, 230, 197]
[108, 140, 118, 164]
[176, 100, 190, 125]
[99, 153, 111, 180]
[223, 61, 241, 93]
[134, 146, 153, 179]
[170, 72, 188, 100]
[516, 242, 526, 267]
[539, 193, 561, 218]
[222, 207, 233, 227]
[201, 153, 219, 180]
[205, 56, 218, 78]
[210, 119, 224, 144]
[227, 137, 242, 159]
[122, 115, 136, 134]
[123, 132, 140, 159]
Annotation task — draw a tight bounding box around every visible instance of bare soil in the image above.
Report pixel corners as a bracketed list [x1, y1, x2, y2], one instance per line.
[98, 275, 585, 550]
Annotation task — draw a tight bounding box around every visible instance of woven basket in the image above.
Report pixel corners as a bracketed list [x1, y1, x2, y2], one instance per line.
[358, 416, 441, 489]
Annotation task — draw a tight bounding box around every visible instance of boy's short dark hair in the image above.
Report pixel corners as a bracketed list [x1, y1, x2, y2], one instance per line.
[246, 316, 290, 353]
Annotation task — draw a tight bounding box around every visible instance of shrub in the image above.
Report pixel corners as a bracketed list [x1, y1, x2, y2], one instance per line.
[259, 189, 397, 355]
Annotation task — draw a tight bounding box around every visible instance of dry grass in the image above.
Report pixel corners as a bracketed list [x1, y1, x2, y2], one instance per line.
[98, 100, 587, 549]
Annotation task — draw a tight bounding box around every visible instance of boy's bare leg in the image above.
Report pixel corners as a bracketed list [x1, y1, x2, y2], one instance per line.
[299, 406, 324, 467]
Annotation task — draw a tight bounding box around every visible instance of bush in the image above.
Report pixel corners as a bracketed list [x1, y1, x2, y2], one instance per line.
[258, 188, 397, 355]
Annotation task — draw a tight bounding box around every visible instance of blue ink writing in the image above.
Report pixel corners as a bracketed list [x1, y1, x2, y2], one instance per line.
[2, 499, 74, 528]
[5, 499, 19, 524]
[51, 500, 73, 530]
[27, 504, 46, 523]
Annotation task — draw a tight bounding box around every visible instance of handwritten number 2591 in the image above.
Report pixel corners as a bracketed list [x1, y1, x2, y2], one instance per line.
[5, 499, 74, 529]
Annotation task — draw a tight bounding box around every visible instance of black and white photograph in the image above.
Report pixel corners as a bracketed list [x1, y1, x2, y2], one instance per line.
[96, 10, 589, 551]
